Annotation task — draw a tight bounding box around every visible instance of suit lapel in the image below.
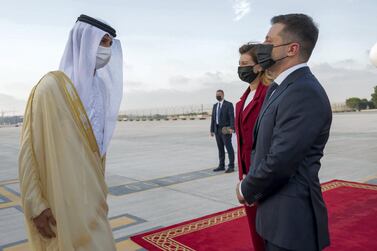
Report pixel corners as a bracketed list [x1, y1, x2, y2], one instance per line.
[253, 82, 290, 144]
[242, 84, 264, 124]
[253, 67, 311, 147]
[258, 82, 290, 122]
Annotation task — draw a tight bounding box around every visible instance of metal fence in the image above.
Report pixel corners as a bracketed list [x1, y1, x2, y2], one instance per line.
[0, 102, 363, 126]
[0, 111, 23, 127]
[118, 104, 213, 121]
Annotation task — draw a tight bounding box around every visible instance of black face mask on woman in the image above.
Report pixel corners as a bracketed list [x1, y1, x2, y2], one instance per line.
[238, 65, 258, 84]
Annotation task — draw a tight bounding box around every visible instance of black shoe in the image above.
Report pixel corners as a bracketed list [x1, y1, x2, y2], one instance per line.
[225, 168, 234, 173]
[213, 166, 225, 172]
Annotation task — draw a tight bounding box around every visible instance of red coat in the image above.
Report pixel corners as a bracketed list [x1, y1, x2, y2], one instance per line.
[235, 82, 268, 251]
[235, 82, 268, 180]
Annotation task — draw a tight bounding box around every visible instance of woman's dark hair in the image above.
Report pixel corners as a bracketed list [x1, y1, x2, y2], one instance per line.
[239, 42, 258, 63]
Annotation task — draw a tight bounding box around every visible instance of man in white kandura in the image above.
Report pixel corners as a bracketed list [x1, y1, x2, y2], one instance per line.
[18, 14, 123, 250]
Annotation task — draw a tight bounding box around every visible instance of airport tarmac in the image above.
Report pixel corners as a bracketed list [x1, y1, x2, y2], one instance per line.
[1, 112, 377, 250]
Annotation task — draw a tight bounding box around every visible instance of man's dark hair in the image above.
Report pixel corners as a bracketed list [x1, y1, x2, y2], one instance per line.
[216, 90, 224, 94]
[271, 14, 319, 61]
[239, 42, 258, 63]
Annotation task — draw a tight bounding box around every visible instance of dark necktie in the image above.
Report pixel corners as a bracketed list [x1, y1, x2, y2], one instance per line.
[259, 82, 278, 113]
[266, 82, 278, 100]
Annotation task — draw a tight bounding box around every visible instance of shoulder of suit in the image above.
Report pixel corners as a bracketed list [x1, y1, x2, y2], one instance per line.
[284, 73, 329, 104]
[290, 71, 322, 90]
[289, 66, 319, 89]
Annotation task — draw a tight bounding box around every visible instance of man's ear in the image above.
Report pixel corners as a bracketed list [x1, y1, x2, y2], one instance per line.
[288, 43, 300, 57]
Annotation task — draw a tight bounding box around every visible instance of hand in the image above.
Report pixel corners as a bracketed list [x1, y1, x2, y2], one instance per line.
[236, 182, 246, 204]
[210, 132, 214, 137]
[33, 208, 56, 238]
[228, 128, 234, 134]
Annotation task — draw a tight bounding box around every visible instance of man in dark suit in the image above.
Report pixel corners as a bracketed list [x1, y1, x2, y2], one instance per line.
[210, 90, 235, 173]
[236, 14, 332, 251]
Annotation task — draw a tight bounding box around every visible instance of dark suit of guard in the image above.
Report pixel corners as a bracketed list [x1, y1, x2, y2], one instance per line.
[210, 99, 235, 171]
[241, 66, 332, 251]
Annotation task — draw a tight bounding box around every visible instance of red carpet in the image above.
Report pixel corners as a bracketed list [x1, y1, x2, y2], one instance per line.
[131, 180, 377, 250]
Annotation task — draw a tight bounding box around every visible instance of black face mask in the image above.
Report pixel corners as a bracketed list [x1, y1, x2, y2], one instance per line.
[254, 43, 291, 70]
[238, 65, 258, 84]
[216, 96, 222, 101]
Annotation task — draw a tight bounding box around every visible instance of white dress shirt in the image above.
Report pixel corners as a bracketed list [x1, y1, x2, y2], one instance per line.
[239, 63, 308, 200]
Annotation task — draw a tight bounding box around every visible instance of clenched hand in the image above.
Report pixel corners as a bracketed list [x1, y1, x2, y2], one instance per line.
[33, 208, 56, 238]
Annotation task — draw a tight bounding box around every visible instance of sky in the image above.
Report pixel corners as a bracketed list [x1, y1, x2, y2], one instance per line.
[1, 0, 377, 114]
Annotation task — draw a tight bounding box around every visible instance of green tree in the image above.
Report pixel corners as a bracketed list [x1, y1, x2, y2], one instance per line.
[371, 86, 377, 108]
[367, 101, 376, 109]
[346, 97, 361, 111]
[359, 99, 369, 110]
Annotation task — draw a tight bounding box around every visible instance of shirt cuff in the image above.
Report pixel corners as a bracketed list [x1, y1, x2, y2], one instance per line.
[239, 180, 245, 199]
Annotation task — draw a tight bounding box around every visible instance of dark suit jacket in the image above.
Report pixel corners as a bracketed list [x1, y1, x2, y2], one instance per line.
[235, 83, 268, 181]
[241, 67, 332, 250]
[210, 100, 235, 134]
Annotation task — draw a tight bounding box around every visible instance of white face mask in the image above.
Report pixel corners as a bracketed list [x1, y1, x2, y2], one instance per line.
[95, 45, 112, 69]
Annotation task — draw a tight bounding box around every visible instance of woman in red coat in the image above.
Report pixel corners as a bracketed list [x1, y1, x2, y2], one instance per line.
[235, 43, 273, 251]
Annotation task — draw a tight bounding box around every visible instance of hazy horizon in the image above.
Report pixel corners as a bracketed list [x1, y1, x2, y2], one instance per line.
[1, 0, 377, 114]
